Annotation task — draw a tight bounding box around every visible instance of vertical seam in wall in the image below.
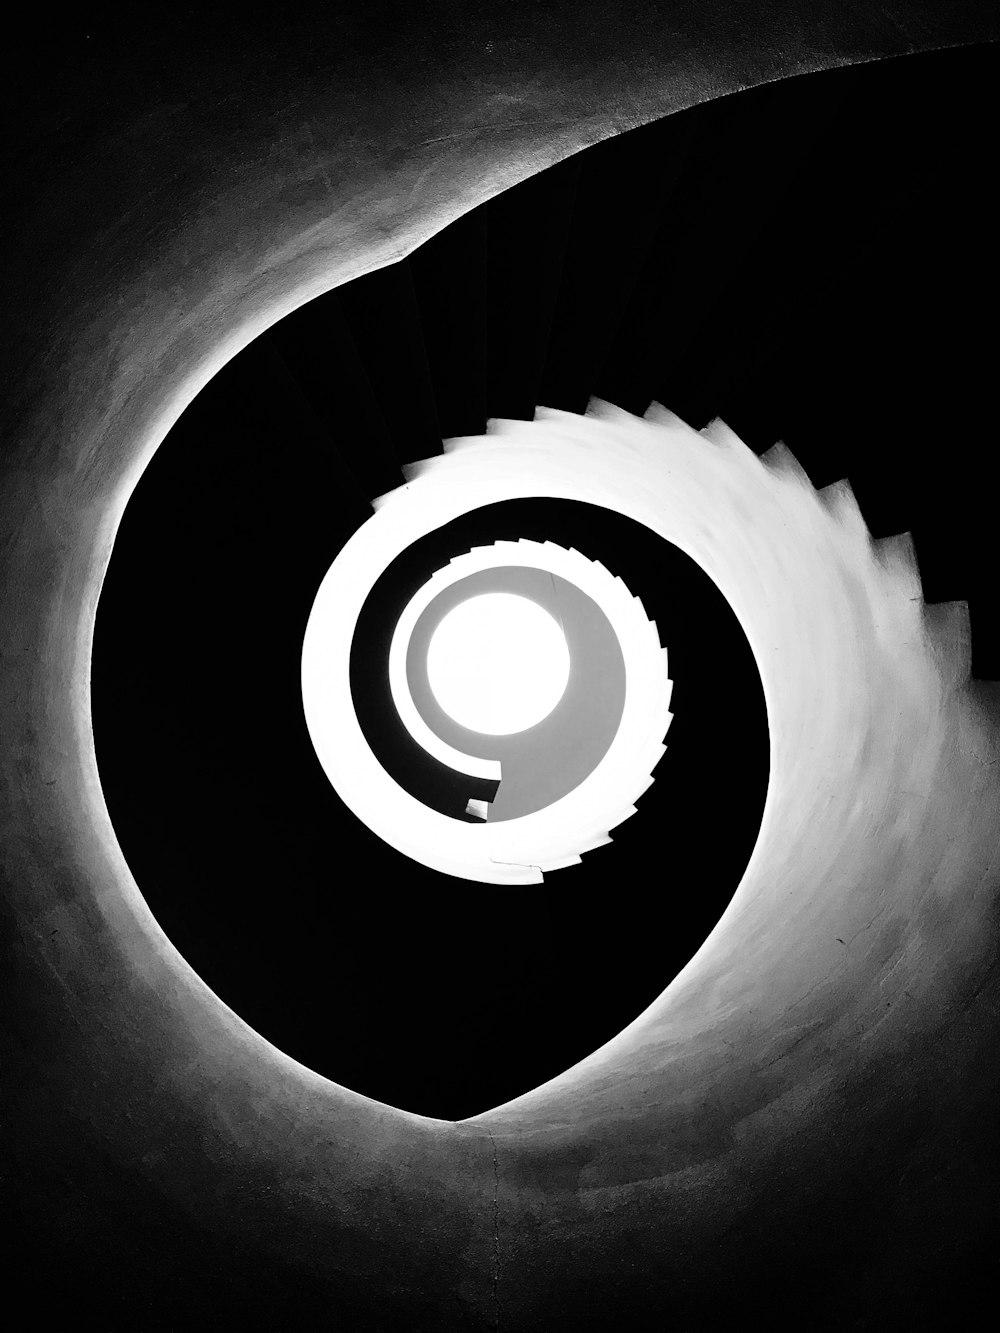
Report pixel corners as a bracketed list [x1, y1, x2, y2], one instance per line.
[486, 1128, 501, 1329]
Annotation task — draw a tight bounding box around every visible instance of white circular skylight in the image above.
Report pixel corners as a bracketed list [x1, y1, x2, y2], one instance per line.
[426, 592, 571, 735]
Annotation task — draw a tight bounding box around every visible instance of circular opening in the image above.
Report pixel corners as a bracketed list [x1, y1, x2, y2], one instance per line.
[425, 592, 571, 735]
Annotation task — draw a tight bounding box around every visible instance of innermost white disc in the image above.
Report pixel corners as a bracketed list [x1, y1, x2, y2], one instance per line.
[426, 592, 571, 736]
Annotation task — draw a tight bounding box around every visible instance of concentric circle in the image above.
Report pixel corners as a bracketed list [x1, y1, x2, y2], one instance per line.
[302, 486, 676, 884]
[426, 593, 570, 736]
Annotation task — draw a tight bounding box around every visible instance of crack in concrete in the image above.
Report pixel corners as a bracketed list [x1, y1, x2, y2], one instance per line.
[489, 857, 543, 875]
[486, 1128, 501, 1330]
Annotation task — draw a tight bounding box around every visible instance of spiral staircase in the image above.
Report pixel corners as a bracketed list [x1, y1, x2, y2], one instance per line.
[7, 17, 999, 1332]
[92, 46, 995, 1124]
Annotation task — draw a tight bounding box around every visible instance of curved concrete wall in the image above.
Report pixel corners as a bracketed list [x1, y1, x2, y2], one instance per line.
[3, 5, 998, 1328]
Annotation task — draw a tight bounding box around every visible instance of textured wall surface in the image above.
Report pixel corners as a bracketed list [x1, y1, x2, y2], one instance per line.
[3, 4, 998, 1328]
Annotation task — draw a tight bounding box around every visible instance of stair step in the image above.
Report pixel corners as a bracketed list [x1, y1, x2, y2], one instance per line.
[872, 531, 922, 603]
[541, 853, 584, 873]
[922, 600, 972, 689]
[484, 416, 541, 442]
[370, 484, 403, 511]
[817, 477, 870, 547]
[577, 834, 613, 855]
[585, 396, 643, 426]
[699, 416, 749, 451]
[643, 401, 692, 430]
[759, 439, 812, 487]
[400, 457, 435, 482]
[441, 434, 484, 454]
[532, 404, 590, 427]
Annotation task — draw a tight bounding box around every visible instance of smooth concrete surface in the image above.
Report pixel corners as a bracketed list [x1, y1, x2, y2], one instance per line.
[3, 5, 999, 1328]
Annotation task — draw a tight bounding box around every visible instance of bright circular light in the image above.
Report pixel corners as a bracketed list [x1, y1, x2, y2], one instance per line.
[426, 593, 571, 735]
